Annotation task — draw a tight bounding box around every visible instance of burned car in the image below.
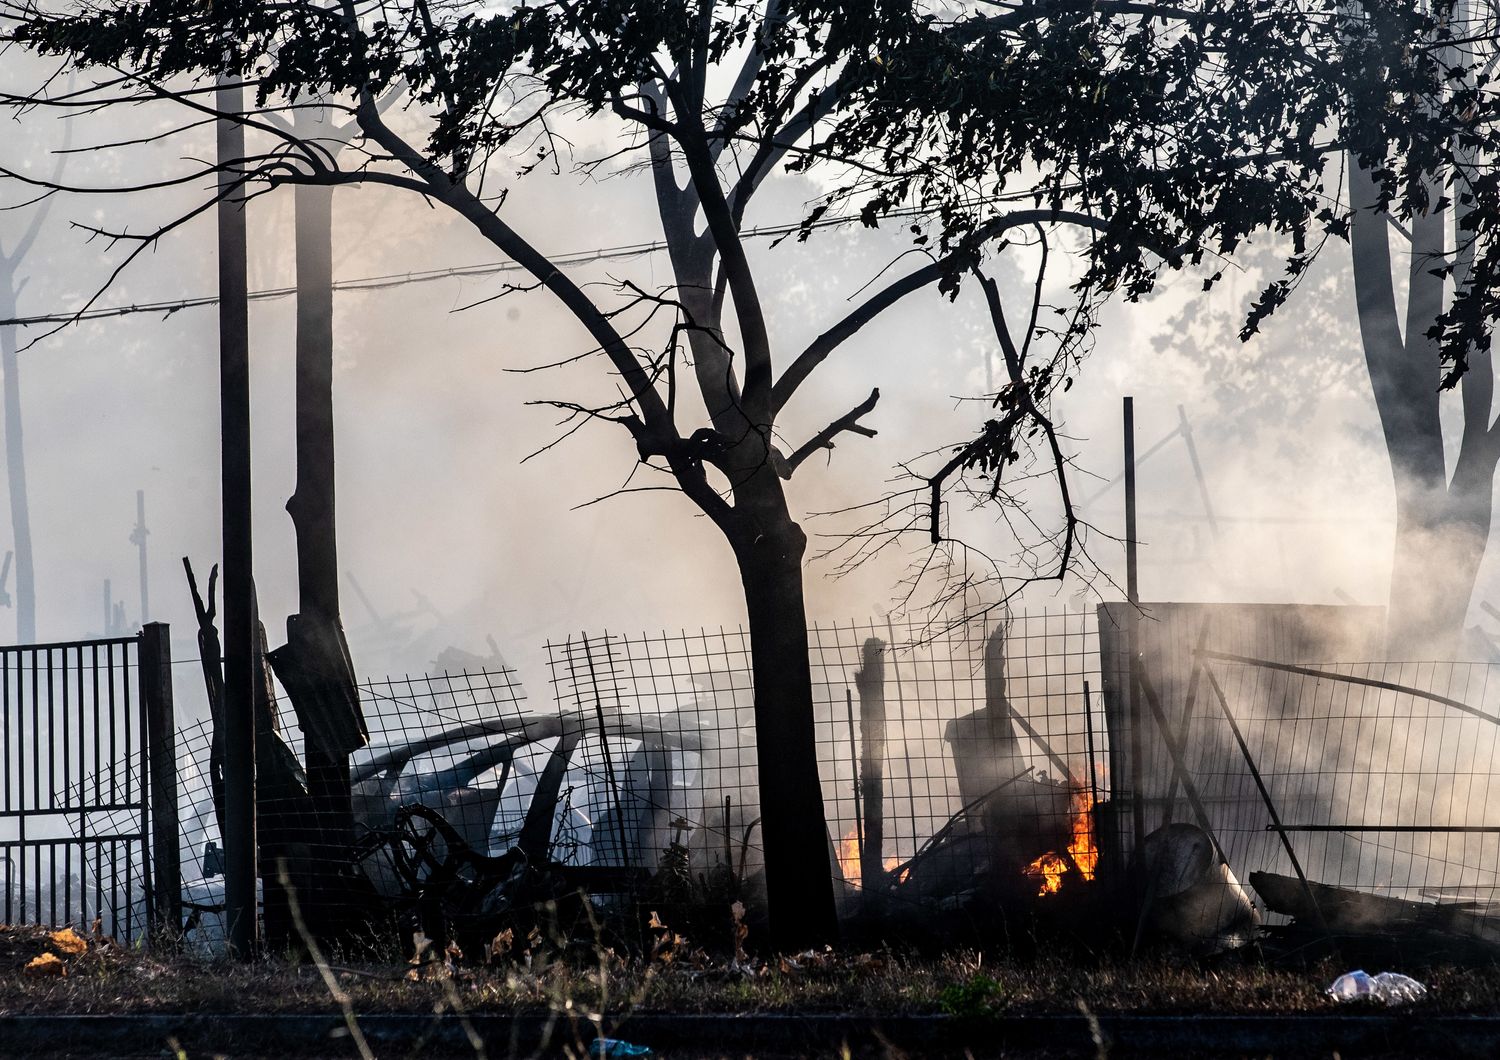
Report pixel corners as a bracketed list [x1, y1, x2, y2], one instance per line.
[349, 710, 710, 903]
[176, 707, 752, 951]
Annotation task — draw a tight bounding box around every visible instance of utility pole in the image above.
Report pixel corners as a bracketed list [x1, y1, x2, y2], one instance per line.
[217, 74, 257, 960]
[1124, 396, 1145, 865]
[130, 489, 149, 624]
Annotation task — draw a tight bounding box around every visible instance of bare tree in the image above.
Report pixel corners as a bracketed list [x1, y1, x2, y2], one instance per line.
[0, 222, 37, 642]
[0, 131, 64, 643]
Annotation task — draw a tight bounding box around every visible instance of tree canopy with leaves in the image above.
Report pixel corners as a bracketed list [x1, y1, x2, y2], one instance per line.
[3, 0, 1495, 944]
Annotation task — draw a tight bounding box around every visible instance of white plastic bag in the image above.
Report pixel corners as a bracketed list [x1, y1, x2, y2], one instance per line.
[1327, 970, 1427, 1006]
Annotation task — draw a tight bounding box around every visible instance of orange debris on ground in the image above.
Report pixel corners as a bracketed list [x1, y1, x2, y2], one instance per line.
[48, 927, 88, 957]
[23, 952, 65, 977]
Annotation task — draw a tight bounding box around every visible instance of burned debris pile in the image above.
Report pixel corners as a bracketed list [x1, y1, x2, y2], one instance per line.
[1252, 871, 1500, 964]
[146, 617, 1117, 957]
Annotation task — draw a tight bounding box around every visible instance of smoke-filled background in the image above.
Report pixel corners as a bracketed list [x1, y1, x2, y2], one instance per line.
[0, 51, 1453, 714]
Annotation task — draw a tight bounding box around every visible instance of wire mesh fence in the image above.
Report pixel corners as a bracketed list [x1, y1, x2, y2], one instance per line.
[40, 601, 1500, 958]
[101, 609, 1106, 946]
[1192, 656, 1500, 910]
[536, 615, 1106, 897]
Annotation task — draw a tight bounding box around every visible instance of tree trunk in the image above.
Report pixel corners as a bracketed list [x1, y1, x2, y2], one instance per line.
[0, 284, 35, 644]
[288, 183, 340, 619]
[281, 179, 366, 942]
[731, 500, 839, 950]
[1348, 158, 1500, 658]
[1386, 445, 1499, 657]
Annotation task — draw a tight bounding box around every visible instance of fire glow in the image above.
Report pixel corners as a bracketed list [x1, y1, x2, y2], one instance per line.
[1024, 790, 1098, 897]
[837, 829, 905, 882]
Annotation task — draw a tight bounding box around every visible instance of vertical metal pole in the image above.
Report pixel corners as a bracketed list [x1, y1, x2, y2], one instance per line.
[140, 623, 178, 937]
[1124, 397, 1146, 863]
[1124, 398, 1139, 611]
[132, 490, 150, 624]
[1083, 678, 1098, 810]
[217, 75, 257, 959]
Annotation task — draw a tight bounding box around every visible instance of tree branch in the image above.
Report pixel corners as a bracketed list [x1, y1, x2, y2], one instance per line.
[353, 93, 672, 435]
[772, 209, 1112, 416]
[778, 386, 879, 478]
[708, 0, 784, 163]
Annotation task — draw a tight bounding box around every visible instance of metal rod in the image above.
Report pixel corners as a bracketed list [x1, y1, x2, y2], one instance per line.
[1133, 661, 1227, 863]
[1201, 661, 1334, 942]
[1083, 678, 1098, 810]
[142, 623, 178, 936]
[218, 73, 257, 960]
[581, 635, 632, 871]
[1195, 649, 1496, 724]
[1125, 397, 1139, 608]
[1009, 701, 1080, 788]
[132, 490, 149, 624]
[1273, 825, 1500, 833]
[1124, 397, 1145, 859]
[1159, 618, 1213, 831]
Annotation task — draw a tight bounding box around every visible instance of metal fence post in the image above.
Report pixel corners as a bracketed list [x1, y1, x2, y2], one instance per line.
[140, 622, 179, 936]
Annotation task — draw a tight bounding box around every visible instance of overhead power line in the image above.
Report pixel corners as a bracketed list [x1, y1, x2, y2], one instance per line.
[0, 199, 981, 329]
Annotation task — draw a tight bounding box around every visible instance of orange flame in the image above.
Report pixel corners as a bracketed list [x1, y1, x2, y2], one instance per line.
[1023, 789, 1098, 897]
[838, 828, 911, 884]
[1025, 852, 1069, 895]
[837, 828, 861, 880]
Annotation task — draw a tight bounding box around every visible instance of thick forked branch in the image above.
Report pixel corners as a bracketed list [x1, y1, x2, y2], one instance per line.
[660, 93, 776, 425]
[772, 253, 958, 417]
[726, 73, 842, 226]
[708, 0, 785, 162]
[972, 268, 1077, 577]
[779, 386, 879, 478]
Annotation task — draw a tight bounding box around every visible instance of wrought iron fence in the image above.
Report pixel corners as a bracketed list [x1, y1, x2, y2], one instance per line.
[0, 625, 175, 943]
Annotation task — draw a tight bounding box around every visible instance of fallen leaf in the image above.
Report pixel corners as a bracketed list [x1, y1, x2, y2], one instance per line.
[487, 928, 514, 965]
[49, 928, 87, 957]
[25, 952, 65, 977]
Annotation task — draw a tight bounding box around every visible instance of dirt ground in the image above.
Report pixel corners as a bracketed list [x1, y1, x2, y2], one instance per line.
[0, 921, 1431, 1017]
[5, 923, 1500, 1058]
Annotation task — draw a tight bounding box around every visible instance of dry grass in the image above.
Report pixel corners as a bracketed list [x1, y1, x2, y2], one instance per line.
[4, 922, 1500, 1019]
